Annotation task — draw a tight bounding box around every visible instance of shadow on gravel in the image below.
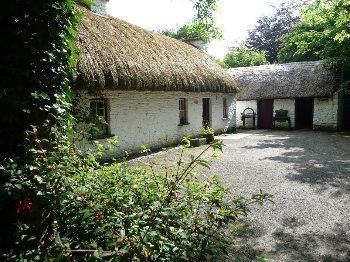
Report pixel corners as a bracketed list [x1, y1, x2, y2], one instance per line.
[271, 219, 350, 261]
[242, 131, 350, 197]
[229, 217, 350, 261]
[227, 221, 269, 261]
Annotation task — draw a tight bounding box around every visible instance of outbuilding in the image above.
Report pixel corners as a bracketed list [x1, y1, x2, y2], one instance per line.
[229, 61, 345, 131]
[74, 5, 238, 155]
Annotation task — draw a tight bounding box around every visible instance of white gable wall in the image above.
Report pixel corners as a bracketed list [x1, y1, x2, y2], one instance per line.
[77, 90, 236, 156]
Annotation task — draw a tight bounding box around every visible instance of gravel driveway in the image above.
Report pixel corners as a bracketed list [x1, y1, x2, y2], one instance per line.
[214, 130, 350, 261]
[133, 130, 350, 261]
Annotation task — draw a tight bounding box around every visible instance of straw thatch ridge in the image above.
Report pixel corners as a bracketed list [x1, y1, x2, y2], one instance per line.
[228, 61, 337, 100]
[75, 5, 238, 93]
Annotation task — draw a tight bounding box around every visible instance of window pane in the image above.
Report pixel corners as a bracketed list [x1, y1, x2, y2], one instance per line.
[89, 100, 108, 136]
[97, 101, 104, 109]
[223, 98, 227, 118]
[97, 108, 105, 117]
[179, 99, 185, 110]
[179, 98, 187, 124]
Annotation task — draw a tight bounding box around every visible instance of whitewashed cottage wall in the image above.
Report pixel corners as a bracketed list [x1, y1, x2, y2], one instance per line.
[313, 92, 339, 130]
[78, 90, 236, 156]
[236, 95, 340, 130]
[236, 99, 296, 129]
[236, 100, 257, 128]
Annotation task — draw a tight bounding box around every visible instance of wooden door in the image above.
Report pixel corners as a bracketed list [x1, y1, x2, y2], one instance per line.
[295, 98, 313, 129]
[202, 98, 210, 126]
[257, 99, 273, 129]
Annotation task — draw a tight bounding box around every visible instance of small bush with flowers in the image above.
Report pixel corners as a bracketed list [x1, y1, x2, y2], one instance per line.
[2, 131, 272, 261]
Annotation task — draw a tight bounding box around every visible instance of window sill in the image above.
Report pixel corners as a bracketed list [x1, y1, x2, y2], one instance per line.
[178, 122, 190, 126]
[222, 117, 228, 120]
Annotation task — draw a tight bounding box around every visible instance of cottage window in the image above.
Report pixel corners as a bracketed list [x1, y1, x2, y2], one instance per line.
[89, 99, 108, 136]
[179, 98, 188, 125]
[223, 98, 228, 118]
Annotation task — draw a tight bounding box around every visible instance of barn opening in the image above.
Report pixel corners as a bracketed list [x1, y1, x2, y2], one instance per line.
[295, 98, 313, 129]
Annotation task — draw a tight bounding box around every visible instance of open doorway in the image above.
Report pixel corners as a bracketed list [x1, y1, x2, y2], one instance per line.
[295, 98, 313, 129]
[202, 98, 211, 126]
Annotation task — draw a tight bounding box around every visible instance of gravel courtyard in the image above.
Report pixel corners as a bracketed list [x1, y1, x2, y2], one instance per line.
[135, 130, 350, 261]
[216, 130, 350, 261]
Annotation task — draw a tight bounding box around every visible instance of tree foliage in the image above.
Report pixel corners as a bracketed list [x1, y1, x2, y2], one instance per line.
[245, 1, 304, 63]
[221, 47, 269, 68]
[160, 0, 222, 43]
[278, 0, 350, 67]
[0, 0, 83, 252]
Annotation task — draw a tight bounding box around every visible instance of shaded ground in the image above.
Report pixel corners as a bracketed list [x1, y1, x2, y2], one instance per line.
[132, 130, 350, 261]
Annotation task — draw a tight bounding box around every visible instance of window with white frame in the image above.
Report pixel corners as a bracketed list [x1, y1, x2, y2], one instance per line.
[223, 98, 228, 118]
[179, 98, 188, 125]
[89, 99, 108, 136]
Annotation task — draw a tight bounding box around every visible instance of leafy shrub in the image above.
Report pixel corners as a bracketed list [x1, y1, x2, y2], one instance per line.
[221, 46, 269, 68]
[200, 126, 214, 135]
[2, 136, 272, 261]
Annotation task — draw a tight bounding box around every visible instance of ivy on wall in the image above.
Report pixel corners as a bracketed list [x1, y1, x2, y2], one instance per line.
[0, 0, 81, 252]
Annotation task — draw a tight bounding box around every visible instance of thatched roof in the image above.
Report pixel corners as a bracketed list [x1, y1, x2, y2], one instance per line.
[228, 61, 337, 100]
[74, 5, 238, 93]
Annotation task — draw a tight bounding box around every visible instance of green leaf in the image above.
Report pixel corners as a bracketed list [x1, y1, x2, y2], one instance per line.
[195, 159, 211, 169]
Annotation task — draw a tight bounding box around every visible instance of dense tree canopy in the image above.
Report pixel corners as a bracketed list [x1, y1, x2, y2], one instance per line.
[245, 1, 303, 63]
[160, 0, 222, 43]
[160, 21, 221, 43]
[278, 0, 350, 67]
[221, 47, 269, 68]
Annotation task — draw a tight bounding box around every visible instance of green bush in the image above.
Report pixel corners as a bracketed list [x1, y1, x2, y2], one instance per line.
[3, 136, 272, 261]
[221, 46, 269, 68]
[200, 126, 214, 135]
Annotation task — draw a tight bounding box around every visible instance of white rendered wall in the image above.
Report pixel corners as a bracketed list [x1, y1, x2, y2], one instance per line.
[273, 99, 295, 128]
[77, 90, 236, 156]
[236, 100, 257, 128]
[313, 92, 339, 130]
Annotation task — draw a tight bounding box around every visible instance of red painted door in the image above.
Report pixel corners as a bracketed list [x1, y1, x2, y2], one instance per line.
[258, 99, 273, 129]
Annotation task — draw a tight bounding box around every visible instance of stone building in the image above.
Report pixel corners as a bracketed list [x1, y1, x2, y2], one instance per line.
[74, 5, 238, 155]
[228, 61, 345, 131]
